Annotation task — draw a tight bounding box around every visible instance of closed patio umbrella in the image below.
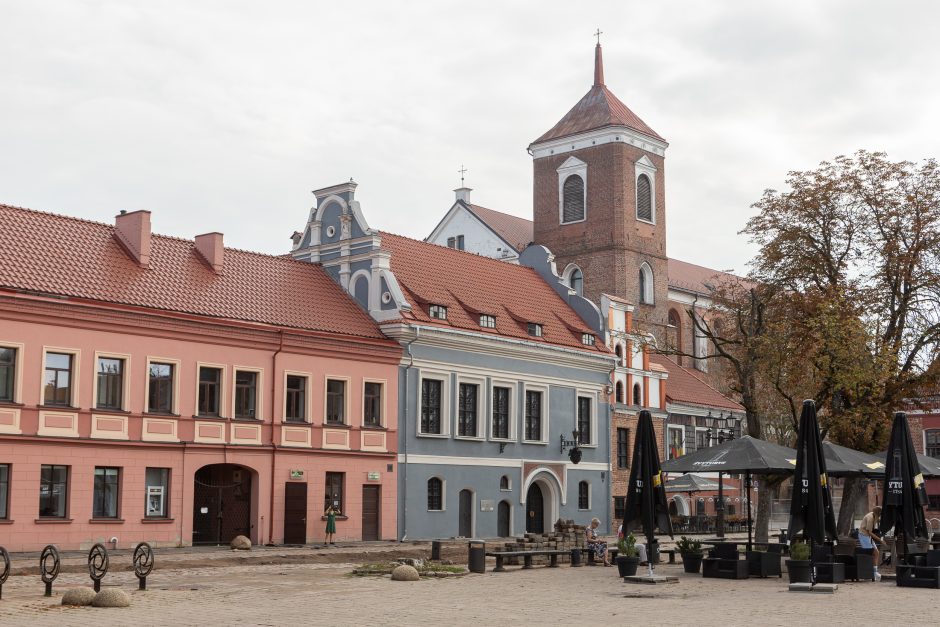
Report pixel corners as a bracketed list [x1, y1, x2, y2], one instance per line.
[788, 400, 837, 548]
[622, 410, 674, 576]
[880, 412, 929, 547]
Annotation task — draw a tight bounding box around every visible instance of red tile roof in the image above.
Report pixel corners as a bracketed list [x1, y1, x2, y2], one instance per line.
[0, 203, 388, 339]
[667, 258, 741, 295]
[466, 203, 534, 251]
[379, 232, 610, 355]
[532, 84, 664, 145]
[650, 354, 743, 412]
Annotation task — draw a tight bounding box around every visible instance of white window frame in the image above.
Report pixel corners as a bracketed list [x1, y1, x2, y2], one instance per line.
[231, 366, 264, 421]
[522, 383, 550, 444]
[0, 341, 25, 404]
[195, 362, 227, 419]
[427, 476, 446, 512]
[575, 389, 598, 448]
[323, 375, 349, 426]
[41, 346, 81, 408]
[362, 378, 387, 428]
[499, 475, 512, 491]
[639, 262, 655, 305]
[557, 156, 588, 225]
[283, 370, 313, 424]
[578, 480, 591, 511]
[667, 424, 686, 460]
[92, 351, 132, 412]
[635, 155, 657, 225]
[489, 379, 517, 442]
[144, 356, 179, 415]
[417, 369, 450, 438]
[455, 375, 486, 440]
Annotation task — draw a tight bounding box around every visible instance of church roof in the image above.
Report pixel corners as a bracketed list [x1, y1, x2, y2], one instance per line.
[379, 231, 611, 355]
[0, 203, 390, 340]
[465, 203, 534, 251]
[531, 44, 664, 145]
[667, 258, 742, 296]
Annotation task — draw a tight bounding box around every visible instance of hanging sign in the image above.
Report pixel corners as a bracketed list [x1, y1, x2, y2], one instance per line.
[289, 469, 305, 480]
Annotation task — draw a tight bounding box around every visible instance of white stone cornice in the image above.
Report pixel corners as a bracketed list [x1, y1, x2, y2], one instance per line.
[530, 126, 669, 160]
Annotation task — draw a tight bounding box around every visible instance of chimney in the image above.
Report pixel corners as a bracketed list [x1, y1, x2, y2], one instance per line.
[454, 187, 473, 204]
[114, 210, 152, 267]
[195, 232, 224, 273]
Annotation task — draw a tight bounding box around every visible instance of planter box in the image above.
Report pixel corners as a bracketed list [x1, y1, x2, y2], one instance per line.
[747, 550, 782, 578]
[786, 559, 812, 584]
[681, 553, 703, 574]
[616, 555, 639, 577]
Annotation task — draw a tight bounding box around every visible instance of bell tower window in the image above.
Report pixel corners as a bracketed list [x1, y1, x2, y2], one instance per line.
[556, 156, 588, 224]
[634, 155, 657, 224]
[639, 263, 654, 305]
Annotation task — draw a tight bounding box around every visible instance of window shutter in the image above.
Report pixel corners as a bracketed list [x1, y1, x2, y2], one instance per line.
[637, 174, 652, 221]
[562, 175, 585, 222]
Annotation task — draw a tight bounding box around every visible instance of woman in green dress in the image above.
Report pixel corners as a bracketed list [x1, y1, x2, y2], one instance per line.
[325, 505, 338, 545]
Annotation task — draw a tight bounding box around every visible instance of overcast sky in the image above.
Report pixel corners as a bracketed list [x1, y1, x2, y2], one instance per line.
[2, 1, 939, 273]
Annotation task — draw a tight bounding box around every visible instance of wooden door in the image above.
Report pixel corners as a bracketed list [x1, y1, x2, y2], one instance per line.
[458, 489, 473, 537]
[361, 485, 381, 541]
[283, 482, 308, 544]
[498, 500, 511, 537]
[526, 483, 544, 533]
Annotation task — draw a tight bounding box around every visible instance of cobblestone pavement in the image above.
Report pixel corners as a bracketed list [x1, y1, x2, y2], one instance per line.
[0, 559, 932, 627]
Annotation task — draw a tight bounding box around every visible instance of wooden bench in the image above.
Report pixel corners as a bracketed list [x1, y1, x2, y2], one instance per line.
[584, 546, 619, 565]
[485, 549, 569, 572]
[661, 548, 677, 564]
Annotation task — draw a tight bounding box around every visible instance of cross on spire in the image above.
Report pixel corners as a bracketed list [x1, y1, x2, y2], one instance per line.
[594, 28, 603, 45]
[458, 164, 468, 187]
[593, 31, 605, 86]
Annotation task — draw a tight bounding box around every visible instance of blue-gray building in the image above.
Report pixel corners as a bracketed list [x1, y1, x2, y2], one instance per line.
[292, 181, 616, 539]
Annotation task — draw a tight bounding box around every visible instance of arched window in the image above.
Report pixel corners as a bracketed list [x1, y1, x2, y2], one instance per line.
[578, 481, 589, 510]
[636, 173, 652, 222]
[614, 343, 623, 363]
[499, 475, 510, 490]
[615, 381, 624, 404]
[668, 308, 682, 366]
[569, 267, 583, 296]
[427, 477, 443, 511]
[639, 263, 654, 304]
[633, 383, 642, 406]
[562, 175, 585, 223]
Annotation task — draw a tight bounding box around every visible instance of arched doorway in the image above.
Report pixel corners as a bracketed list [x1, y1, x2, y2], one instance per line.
[192, 464, 253, 545]
[458, 489, 473, 537]
[497, 500, 511, 537]
[526, 483, 544, 533]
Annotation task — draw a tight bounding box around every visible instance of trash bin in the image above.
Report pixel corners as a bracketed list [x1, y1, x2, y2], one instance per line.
[468, 540, 485, 573]
[570, 547, 582, 567]
[431, 540, 442, 561]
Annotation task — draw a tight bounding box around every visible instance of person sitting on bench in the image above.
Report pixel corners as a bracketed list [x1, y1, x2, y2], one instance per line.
[587, 518, 612, 566]
[616, 524, 649, 565]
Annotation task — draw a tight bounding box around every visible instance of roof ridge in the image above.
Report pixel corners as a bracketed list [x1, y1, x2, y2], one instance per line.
[380, 230, 541, 276]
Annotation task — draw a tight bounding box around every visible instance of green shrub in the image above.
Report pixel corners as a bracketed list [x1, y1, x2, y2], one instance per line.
[790, 542, 811, 561]
[676, 536, 703, 555]
[618, 532, 639, 558]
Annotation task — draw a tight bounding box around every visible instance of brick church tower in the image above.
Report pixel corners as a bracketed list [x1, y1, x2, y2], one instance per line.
[530, 42, 669, 336]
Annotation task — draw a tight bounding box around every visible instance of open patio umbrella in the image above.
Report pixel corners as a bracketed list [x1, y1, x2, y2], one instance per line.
[875, 450, 940, 478]
[661, 435, 800, 550]
[622, 410, 674, 576]
[788, 400, 837, 549]
[880, 412, 929, 547]
[822, 441, 886, 477]
[664, 474, 732, 493]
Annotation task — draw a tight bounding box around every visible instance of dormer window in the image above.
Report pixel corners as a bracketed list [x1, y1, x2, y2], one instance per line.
[480, 314, 496, 329]
[582, 333, 595, 346]
[429, 305, 448, 320]
[527, 323, 543, 337]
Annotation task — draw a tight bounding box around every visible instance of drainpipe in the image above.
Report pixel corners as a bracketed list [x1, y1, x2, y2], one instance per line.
[269, 330, 285, 545]
[399, 326, 420, 542]
[607, 365, 615, 531]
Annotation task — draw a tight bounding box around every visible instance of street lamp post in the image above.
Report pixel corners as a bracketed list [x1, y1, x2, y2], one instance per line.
[706, 423, 735, 538]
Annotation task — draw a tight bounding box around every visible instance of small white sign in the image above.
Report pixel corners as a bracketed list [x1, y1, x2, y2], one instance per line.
[480, 499, 495, 512]
[200, 506, 209, 514]
[367, 472, 380, 481]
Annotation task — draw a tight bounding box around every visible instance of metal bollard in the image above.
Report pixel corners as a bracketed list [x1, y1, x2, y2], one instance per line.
[570, 547, 582, 567]
[40, 545, 60, 597]
[133, 542, 155, 591]
[431, 540, 442, 561]
[88, 543, 109, 592]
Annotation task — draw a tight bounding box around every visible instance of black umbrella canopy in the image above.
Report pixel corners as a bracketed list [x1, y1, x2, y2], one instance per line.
[622, 410, 674, 546]
[661, 435, 798, 474]
[876, 450, 940, 478]
[823, 441, 886, 477]
[881, 412, 929, 540]
[788, 400, 838, 545]
[664, 474, 736, 493]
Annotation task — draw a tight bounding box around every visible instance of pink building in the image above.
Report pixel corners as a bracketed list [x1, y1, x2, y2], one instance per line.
[0, 204, 401, 551]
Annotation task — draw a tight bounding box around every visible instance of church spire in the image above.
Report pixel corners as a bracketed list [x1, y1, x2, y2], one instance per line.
[593, 29, 604, 86]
